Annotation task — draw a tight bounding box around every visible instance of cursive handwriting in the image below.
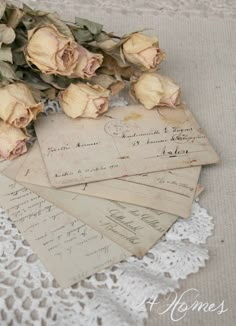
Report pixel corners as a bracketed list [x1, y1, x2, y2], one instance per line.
[47, 140, 100, 157]
[100, 222, 141, 245]
[107, 209, 143, 233]
[77, 141, 99, 147]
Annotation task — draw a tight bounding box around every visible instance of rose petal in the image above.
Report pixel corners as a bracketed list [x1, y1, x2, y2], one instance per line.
[0, 121, 29, 160]
[133, 73, 164, 109]
[26, 25, 79, 76]
[59, 83, 109, 119]
[82, 97, 109, 118]
[133, 73, 181, 109]
[123, 33, 164, 70]
[0, 83, 43, 128]
[72, 45, 103, 79]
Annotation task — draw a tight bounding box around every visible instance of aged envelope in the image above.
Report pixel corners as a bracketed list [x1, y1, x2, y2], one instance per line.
[16, 142, 201, 218]
[34, 105, 219, 188]
[3, 159, 178, 257]
[0, 160, 131, 287]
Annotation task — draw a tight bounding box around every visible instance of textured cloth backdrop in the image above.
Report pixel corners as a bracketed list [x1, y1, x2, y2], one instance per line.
[5, 1, 236, 325]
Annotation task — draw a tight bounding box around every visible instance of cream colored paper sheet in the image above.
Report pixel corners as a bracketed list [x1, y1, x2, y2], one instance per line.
[0, 161, 130, 287]
[3, 158, 178, 257]
[34, 105, 219, 188]
[16, 142, 201, 217]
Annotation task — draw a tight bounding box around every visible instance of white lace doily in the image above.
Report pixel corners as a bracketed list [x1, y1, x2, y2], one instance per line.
[0, 201, 214, 326]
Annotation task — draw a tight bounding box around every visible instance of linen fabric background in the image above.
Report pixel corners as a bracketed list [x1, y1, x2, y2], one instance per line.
[6, 1, 236, 325]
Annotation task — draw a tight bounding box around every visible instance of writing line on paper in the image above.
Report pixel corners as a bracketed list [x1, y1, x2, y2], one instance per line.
[4, 157, 180, 257]
[16, 181, 178, 257]
[34, 105, 218, 188]
[0, 172, 130, 287]
[15, 142, 201, 218]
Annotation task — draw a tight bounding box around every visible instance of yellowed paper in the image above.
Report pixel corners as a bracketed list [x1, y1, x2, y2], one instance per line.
[34, 105, 219, 188]
[16, 142, 201, 218]
[0, 164, 131, 287]
[4, 158, 178, 257]
[0, 158, 12, 172]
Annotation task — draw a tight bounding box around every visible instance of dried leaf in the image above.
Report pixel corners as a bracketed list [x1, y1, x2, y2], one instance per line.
[110, 80, 125, 95]
[95, 39, 117, 51]
[27, 85, 42, 102]
[16, 70, 51, 90]
[44, 87, 57, 99]
[73, 29, 93, 44]
[0, 47, 12, 63]
[101, 53, 134, 79]
[7, 8, 25, 29]
[0, 24, 16, 45]
[40, 73, 73, 90]
[0, 61, 17, 80]
[119, 47, 126, 64]
[13, 50, 27, 66]
[90, 74, 115, 89]
[75, 17, 103, 35]
[0, 78, 10, 87]
[0, 0, 6, 20]
[22, 4, 48, 17]
[22, 15, 36, 30]
[94, 32, 111, 43]
[90, 74, 125, 96]
[41, 13, 74, 38]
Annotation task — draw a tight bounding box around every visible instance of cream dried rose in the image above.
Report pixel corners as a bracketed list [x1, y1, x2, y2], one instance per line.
[0, 83, 43, 128]
[123, 33, 165, 70]
[25, 25, 80, 76]
[0, 120, 29, 160]
[59, 83, 110, 119]
[133, 73, 181, 109]
[72, 45, 103, 79]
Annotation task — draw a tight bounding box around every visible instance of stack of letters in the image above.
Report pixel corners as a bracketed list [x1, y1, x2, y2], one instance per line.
[0, 104, 219, 287]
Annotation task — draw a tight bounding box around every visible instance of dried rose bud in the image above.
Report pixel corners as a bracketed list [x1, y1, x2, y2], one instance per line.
[72, 45, 103, 79]
[133, 73, 181, 109]
[25, 25, 79, 76]
[0, 121, 29, 160]
[59, 83, 110, 119]
[0, 83, 43, 128]
[123, 33, 165, 71]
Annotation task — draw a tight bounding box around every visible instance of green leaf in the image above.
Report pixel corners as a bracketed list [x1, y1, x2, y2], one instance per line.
[0, 47, 12, 63]
[0, 0, 6, 20]
[0, 24, 15, 45]
[41, 13, 74, 38]
[75, 17, 103, 35]
[0, 61, 17, 80]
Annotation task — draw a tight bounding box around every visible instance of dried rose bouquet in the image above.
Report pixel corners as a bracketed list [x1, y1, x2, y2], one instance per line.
[0, 0, 181, 160]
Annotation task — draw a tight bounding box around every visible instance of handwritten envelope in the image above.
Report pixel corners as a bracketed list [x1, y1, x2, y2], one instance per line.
[16, 142, 201, 218]
[34, 105, 219, 188]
